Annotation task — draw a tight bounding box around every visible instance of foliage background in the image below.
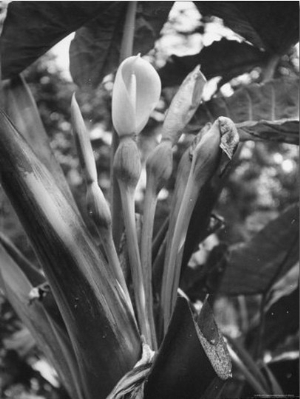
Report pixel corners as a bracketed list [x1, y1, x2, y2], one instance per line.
[0, 2, 299, 398]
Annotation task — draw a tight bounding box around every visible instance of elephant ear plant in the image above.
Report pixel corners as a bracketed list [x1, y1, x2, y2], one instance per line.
[0, 6, 245, 399]
[0, 55, 237, 398]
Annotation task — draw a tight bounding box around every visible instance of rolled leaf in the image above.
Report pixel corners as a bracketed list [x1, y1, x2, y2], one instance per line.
[143, 297, 231, 399]
[0, 110, 141, 399]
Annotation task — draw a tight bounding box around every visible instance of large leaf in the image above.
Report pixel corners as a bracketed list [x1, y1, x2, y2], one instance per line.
[0, 244, 83, 399]
[219, 203, 299, 296]
[144, 297, 231, 399]
[194, 2, 299, 54]
[159, 39, 269, 87]
[70, 2, 173, 88]
[0, 110, 141, 399]
[0, 1, 119, 80]
[188, 78, 299, 145]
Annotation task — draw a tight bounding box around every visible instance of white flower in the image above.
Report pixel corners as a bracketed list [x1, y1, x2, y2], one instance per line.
[112, 55, 161, 136]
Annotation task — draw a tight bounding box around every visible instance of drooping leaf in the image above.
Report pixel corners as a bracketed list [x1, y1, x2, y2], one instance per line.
[188, 78, 299, 145]
[194, 2, 299, 54]
[0, 244, 83, 399]
[70, 2, 173, 88]
[143, 297, 231, 399]
[159, 39, 269, 87]
[0, 110, 141, 399]
[0, 1, 119, 80]
[219, 203, 299, 296]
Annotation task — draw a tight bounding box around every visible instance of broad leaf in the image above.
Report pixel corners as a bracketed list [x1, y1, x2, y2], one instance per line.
[219, 203, 299, 296]
[144, 297, 231, 399]
[0, 110, 141, 399]
[194, 2, 299, 54]
[70, 2, 173, 88]
[0, 1, 117, 80]
[159, 39, 269, 87]
[188, 78, 299, 145]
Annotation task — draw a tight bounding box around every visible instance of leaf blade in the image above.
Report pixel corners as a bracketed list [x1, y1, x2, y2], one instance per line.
[219, 204, 299, 296]
[188, 78, 299, 145]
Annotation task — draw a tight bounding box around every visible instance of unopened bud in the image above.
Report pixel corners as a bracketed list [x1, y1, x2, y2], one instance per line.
[112, 55, 161, 136]
[86, 182, 111, 230]
[113, 137, 141, 188]
[162, 66, 206, 145]
[146, 141, 173, 192]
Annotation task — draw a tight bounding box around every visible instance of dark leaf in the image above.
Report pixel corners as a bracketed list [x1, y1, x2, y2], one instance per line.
[194, 2, 299, 54]
[246, 286, 299, 352]
[144, 297, 231, 399]
[0, 2, 120, 80]
[188, 78, 299, 145]
[219, 204, 299, 296]
[0, 110, 141, 399]
[159, 39, 269, 87]
[70, 2, 173, 88]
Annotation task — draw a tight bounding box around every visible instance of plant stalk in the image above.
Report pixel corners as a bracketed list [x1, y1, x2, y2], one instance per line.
[111, 1, 137, 247]
[118, 180, 152, 346]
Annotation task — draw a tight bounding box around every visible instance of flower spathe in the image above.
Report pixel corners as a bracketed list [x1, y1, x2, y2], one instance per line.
[112, 55, 161, 136]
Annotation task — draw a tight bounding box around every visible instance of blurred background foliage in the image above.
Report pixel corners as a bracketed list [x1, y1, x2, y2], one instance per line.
[0, 2, 298, 398]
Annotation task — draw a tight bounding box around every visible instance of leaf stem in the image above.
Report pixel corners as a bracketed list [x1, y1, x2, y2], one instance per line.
[118, 180, 152, 346]
[140, 176, 158, 349]
[261, 54, 280, 82]
[227, 343, 268, 396]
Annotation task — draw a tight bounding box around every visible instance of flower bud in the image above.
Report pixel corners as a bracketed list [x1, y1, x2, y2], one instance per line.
[86, 182, 111, 230]
[112, 55, 161, 136]
[113, 137, 141, 188]
[162, 66, 206, 145]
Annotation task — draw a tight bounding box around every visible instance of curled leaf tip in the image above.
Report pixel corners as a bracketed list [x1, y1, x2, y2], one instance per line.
[218, 117, 239, 160]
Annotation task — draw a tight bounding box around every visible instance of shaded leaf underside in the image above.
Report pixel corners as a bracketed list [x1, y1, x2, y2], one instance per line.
[1, 1, 119, 80]
[194, 1, 299, 54]
[69, 2, 173, 88]
[159, 39, 269, 88]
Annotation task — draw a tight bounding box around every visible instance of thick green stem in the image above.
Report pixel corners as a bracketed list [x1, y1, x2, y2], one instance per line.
[118, 181, 152, 346]
[140, 177, 158, 349]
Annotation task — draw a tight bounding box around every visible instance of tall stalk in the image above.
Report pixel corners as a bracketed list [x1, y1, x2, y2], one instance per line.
[111, 1, 137, 247]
